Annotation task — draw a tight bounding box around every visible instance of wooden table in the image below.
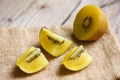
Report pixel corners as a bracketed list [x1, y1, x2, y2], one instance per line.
[0, 0, 120, 45]
[0, 0, 120, 80]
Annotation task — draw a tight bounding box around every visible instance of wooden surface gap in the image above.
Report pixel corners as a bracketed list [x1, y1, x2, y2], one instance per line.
[8, 0, 80, 27]
[100, 0, 120, 8]
[61, 0, 82, 25]
[7, 0, 35, 22]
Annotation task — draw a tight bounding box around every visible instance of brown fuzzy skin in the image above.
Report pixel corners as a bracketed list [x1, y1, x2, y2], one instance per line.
[86, 9, 108, 41]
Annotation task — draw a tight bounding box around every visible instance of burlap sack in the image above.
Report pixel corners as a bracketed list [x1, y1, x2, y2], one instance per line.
[0, 26, 120, 80]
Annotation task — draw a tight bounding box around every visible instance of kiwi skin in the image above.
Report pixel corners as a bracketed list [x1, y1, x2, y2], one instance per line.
[73, 5, 108, 41]
[87, 10, 108, 41]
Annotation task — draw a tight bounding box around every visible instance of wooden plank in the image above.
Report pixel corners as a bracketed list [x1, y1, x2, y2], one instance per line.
[8, 0, 81, 27]
[0, 26, 120, 80]
[64, 0, 116, 25]
[0, 0, 35, 26]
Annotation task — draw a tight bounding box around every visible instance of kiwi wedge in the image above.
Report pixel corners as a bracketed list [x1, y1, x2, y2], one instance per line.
[62, 45, 92, 71]
[16, 47, 49, 74]
[39, 27, 72, 57]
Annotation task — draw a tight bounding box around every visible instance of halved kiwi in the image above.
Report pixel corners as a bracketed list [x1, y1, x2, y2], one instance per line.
[73, 5, 108, 41]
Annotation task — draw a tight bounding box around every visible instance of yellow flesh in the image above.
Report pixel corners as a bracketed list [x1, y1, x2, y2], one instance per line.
[16, 47, 36, 66]
[62, 46, 92, 71]
[39, 28, 72, 57]
[74, 5, 107, 40]
[16, 47, 49, 74]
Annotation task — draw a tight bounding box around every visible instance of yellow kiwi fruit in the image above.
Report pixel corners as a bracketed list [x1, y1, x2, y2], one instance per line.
[16, 47, 49, 74]
[73, 5, 108, 41]
[62, 45, 92, 71]
[39, 27, 72, 57]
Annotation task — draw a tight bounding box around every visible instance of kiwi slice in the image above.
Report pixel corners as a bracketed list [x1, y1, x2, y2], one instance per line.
[16, 47, 49, 74]
[62, 45, 93, 71]
[73, 5, 108, 41]
[39, 27, 72, 57]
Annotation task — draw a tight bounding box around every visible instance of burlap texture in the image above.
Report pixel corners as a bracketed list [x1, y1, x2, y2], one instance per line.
[0, 26, 120, 80]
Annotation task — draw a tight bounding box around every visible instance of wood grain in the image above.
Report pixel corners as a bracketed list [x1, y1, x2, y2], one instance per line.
[0, 26, 120, 80]
[0, 0, 81, 27]
[0, 0, 35, 26]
